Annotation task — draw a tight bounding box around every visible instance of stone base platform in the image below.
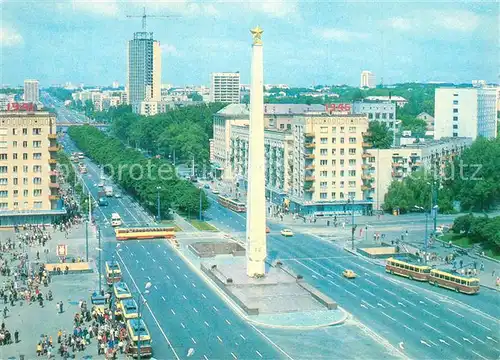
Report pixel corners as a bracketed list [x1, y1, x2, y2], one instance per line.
[45, 262, 93, 274]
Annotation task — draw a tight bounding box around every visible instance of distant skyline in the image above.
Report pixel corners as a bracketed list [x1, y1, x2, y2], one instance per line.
[1, 0, 498, 87]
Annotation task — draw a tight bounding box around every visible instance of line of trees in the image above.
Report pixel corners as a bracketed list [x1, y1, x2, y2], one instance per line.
[67, 126, 210, 218]
[46, 87, 73, 101]
[452, 214, 500, 254]
[57, 150, 89, 215]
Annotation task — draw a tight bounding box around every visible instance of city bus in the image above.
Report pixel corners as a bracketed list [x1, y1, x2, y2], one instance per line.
[113, 282, 132, 301]
[217, 195, 246, 212]
[111, 213, 122, 227]
[126, 318, 153, 358]
[119, 298, 139, 320]
[105, 261, 122, 285]
[385, 257, 431, 281]
[115, 227, 176, 241]
[428, 269, 480, 294]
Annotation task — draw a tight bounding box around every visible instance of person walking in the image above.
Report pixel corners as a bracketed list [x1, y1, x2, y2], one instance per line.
[14, 330, 18, 343]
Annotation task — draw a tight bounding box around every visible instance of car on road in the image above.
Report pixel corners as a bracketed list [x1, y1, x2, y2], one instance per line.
[280, 229, 293, 237]
[98, 182, 104, 187]
[114, 193, 122, 198]
[212, 189, 219, 194]
[342, 269, 357, 279]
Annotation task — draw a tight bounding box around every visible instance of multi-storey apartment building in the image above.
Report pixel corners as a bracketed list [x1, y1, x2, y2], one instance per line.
[352, 100, 397, 144]
[229, 125, 294, 203]
[0, 109, 65, 225]
[369, 137, 472, 210]
[210, 72, 241, 104]
[360, 71, 375, 89]
[434, 87, 498, 140]
[24, 80, 40, 103]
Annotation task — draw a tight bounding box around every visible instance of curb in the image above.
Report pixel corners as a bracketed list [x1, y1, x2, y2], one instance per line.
[246, 308, 350, 330]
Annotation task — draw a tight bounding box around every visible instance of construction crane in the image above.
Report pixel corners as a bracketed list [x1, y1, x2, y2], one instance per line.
[126, 7, 178, 31]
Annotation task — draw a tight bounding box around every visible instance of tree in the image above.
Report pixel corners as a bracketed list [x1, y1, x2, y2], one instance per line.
[398, 115, 427, 137]
[365, 121, 393, 149]
[187, 92, 203, 101]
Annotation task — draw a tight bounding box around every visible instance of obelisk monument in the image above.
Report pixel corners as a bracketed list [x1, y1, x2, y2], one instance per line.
[246, 26, 267, 277]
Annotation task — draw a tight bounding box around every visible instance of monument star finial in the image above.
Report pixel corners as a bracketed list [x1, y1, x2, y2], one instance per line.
[250, 26, 263, 45]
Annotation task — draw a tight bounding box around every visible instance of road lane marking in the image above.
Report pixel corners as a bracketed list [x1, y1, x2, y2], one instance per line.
[166, 275, 170, 280]
[446, 321, 464, 333]
[381, 299, 396, 308]
[256, 350, 263, 358]
[420, 340, 431, 347]
[423, 309, 438, 318]
[447, 308, 464, 317]
[424, 323, 442, 334]
[204, 321, 210, 327]
[424, 297, 439, 305]
[153, 285, 158, 290]
[428, 339, 438, 346]
[472, 320, 491, 331]
[345, 289, 357, 297]
[403, 325, 413, 331]
[146, 251, 150, 255]
[486, 336, 498, 343]
[183, 295, 187, 300]
[446, 336, 461, 346]
[471, 350, 488, 360]
[203, 355, 208, 360]
[401, 297, 416, 306]
[400, 310, 416, 320]
[136, 259, 139, 264]
[377, 303, 385, 309]
[180, 322, 185, 328]
[173, 284, 177, 288]
[403, 287, 417, 295]
[171, 309, 176, 315]
[225, 319, 231, 325]
[362, 289, 376, 297]
[193, 308, 198, 313]
[192, 282, 196, 287]
[470, 335, 485, 345]
[161, 296, 166, 301]
[176, 266, 180, 269]
[360, 303, 368, 309]
[202, 293, 206, 299]
[384, 289, 397, 296]
[152, 259, 156, 263]
[213, 306, 219, 312]
[381, 311, 396, 321]
[191, 337, 197, 344]
[463, 337, 473, 344]
[141, 267, 145, 271]
[217, 335, 223, 342]
[240, 334, 246, 340]
[159, 266, 162, 270]
[231, 353, 237, 359]
[365, 279, 377, 286]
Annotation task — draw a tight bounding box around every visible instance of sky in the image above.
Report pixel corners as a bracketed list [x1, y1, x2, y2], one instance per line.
[1, 0, 498, 87]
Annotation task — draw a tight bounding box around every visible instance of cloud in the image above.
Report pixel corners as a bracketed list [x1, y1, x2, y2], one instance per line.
[313, 28, 370, 42]
[71, 0, 120, 17]
[160, 43, 181, 56]
[0, 27, 23, 47]
[387, 10, 480, 33]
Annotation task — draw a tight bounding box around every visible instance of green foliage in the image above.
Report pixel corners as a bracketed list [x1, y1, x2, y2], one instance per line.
[398, 115, 427, 137]
[446, 137, 500, 211]
[0, 88, 22, 95]
[452, 214, 500, 253]
[56, 151, 88, 214]
[187, 92, 203, 101]
[46, 87, 73, 101]
[67, 126, 210, 217]
[365, 121, 393, 149]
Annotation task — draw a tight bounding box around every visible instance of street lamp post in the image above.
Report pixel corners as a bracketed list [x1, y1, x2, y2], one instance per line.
[199, 190, 203, 221]
[415, 205, 429, 261]
[156, 186, 161, 222]
[348, 197, 356, 250]
[97, 226, 102, 294]
[137, 281, 152, 360]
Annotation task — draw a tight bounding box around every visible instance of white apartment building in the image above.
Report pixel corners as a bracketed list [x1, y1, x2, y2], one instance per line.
[360, 71, 375, 89]
[24, 80, 40, 103]
[0, 95, 15, 111]
[352, 100, 397, 144]
[210, 72, 241, 104]
[434, 88, 498, 140]
[127, 32, 162, 113]
[0, 110, 65, 225]
[364, 96, 408, 108]
[369, 137, 472, 210]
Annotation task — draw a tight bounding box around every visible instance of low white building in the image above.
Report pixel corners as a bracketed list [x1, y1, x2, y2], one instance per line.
[365, 96, 408, 108]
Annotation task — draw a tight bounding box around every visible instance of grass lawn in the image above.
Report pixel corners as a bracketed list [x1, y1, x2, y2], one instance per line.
[440, 233, 473, 248]
[159, 220, 182, 232]
[483, 249, 500, 261]
[188, 220, 218, 232]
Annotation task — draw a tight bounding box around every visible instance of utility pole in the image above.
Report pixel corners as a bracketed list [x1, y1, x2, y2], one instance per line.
[156, 187, 161, 222]
[191, 156, 195, 179]
[98, 227, 102, 294]
[349, 198, 357, 250]
[199, 190, 203, 221]
[86, 193, 91, 262]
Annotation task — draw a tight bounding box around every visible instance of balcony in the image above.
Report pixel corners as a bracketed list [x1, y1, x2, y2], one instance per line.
[304, 143, 316, 148]
[304, 187, 314, 192]
[361, 174, 373, 180]
[362, 153, 372, 159]
[49, 170, 58, 176]
[305, 132, 315, 138]
[49, 183, 59, 189]
[362, 142, 373, 148]
[48, 159, 57, 165]
[362, 132, 372, 137]
[305, 154, 315, 160]
[48, 134, 57, 140]
[392, 162, 403, 167]
[48, 146, 60, 152]
[411, 162, 422, 167]
[361, 185, 374, 191]
[393, 172, 403, 178]
[49, 195, 60, 201]
[361, 164, 373, 170]
[305, 176, 315, 182]
[305, 164, 315, 170]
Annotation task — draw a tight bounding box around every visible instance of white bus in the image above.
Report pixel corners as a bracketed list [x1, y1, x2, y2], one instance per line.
[111, 213, 122, 227]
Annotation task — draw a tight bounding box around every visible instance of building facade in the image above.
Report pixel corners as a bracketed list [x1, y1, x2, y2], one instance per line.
[364, 96, 408, 108]
[352, 100, 397, 143]
[210, 72, 241, 103]
[360, 71, 375, 88]
[416, 112, 435, 136]
[0, 110, 65, 225]
[24, 80, 40, 103]
[434, 88, 498, 140]
[127, 32, 161, 113]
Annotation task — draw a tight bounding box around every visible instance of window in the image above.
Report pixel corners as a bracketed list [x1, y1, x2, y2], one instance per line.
[13, 190, 18, 197]
[331, 192, 336, 199]
[320, 160, 328, 166]
[349, 137, 356, 144]
[332, 127, 337, 133]
[453, 108, 458, 113]
[0, 154, 7, 160]
[280, 124, 284, 129]
[348, 126, 356, 133]
[13, 154, 17, 160]
[332, 159, 336, 166]
[320, 171, 328, 177]
[22, 141, 27, 148]
[13, 178, 18, 185]
[453, 132, 458, 137]
[0, 142, 6, 149]
[12, 129, 17, 136]
[348, 181, 356, 188]
[23, 178, 28, 185]
[287, 124, 291, 130]
[340, 138, 345, 144]
[453, 100, 458, 105]
[375, 113, 380, 119]
[331, 138, 336, 144]
[33, 165, 42, 172]
[340, 149, 345, 155]
[320, 181, 327, 188]
[368, 113, 373, 119]
[23, 153, 28, 160]
[348, 191, 356, 198]
[33, 141, 42, 148]
[320, 149, 328, 155]
[0, 202, 7, 209]
[340, 170, 345, 177]
[320, 126, 328, 133]
[12, 166, 17, 173]
[33, 128, 42, 135]
[331, 149, 336, 155]
[33, 189, 42, 197]
[22, 128, 28, 135]
[389, 113, 394, 119]
[23, 166, 28, 173]
[320, 137, 328, 144]
[0, 178, 7, 185]
[340, 181, 344, 188]
[453, 125, 458, 129]
[0, 166, 7, 173]
[453, 116, 458, 121]
[340, 159, 345, 166]
[382, 113, 387, 119]
[340, 192, 345, 199]
[349, 148, 356, 155]
[349, 159, 356, 166]
[0, 191, 7, 198]
[348, 170, 356, 176]
[23, 190, 28, 197]
[331, 171, 336, 177]
[320, 192, 327, 199]
[33, 177, 42, 185]
[340, 127, 345, 133]
[34, 201, 43, 209]
[33, 153, 42, 160]
[12, 141, 17, 148]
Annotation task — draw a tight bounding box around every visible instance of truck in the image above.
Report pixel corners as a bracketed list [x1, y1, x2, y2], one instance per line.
[104, 186, 113, 197]
[98, 191, 108, 206]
